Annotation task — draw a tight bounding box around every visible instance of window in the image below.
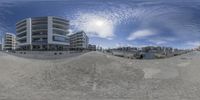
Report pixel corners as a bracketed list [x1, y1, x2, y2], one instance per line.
[53, 36, 68, 42]
[53, 29, 67, 36]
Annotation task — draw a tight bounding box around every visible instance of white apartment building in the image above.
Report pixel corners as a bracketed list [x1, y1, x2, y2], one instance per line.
[16, 16, 70, 51]
[69, 31, 89, 50]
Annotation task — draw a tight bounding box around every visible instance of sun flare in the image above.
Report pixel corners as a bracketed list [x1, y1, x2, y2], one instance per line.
[95, 20, 104, 26]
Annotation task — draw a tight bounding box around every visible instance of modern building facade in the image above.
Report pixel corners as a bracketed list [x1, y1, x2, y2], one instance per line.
[69, 31, 88, 50]
[0, 43, 2, 51]
[16, 16, 70, 51]
[88, 44, 96, 51]
[3, 33, 16, 50]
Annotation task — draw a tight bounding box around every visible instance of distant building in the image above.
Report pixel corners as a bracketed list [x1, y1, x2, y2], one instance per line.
[0, 38, 2, 51]
[16, 16, 70, 51]
[0, 43, 2, 51]
[116, 47, 138, 52]
[88, 44, 96, 51]
[69, 31, 88, 50]
[142, 46, 160, 53]
[4, 33, 16, 50]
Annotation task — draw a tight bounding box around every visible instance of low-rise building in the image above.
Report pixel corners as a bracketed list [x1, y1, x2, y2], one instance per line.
[198, 46, 200, 51]
[115, 47, 138, 52]
[142, 46, 162, 53]
[4, 33, 16, 50]
[0, 37, 2, 51]
[88, 44, 96, 51]
[69, 31, 88, 50]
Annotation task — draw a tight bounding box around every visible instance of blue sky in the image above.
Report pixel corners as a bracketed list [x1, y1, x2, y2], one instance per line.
[0, 0, 200, 49]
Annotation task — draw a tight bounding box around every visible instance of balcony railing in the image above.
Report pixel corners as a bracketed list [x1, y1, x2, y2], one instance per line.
[32, 35, 47, 38]
[17, 30, 26, 35]
[16, 22, 26, 29]
[16, 25, 26, 31]
[16, 27, 26, 33]
[32, 41, 48, 45]
[32, 29, 47, 32]
[17, 36, 26, 40]
[53, 20, 69, 26]
[16, 19, 26, 26]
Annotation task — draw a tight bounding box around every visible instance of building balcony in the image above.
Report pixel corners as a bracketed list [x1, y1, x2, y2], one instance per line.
[53, 17, 69, 22]
[53, 28, 68, 33]
[16, 25, 26, 31]
[16, 22, 26, 29]
[32, 41, 48, 45]
[17, 36, 26, 40]
[32, 24, 48, 30]
[32, 29, 47, 32]
[16, 30, 26, 35]
[16, 19, 26, 26]
[53, 20, 69, 26]
[18, 40, 27, 43]
[16, 28, 26, 33]
[32, 35, 47, 38]
[32, 21, 48, 26]
[53, 34, 67, 38]
[53, 23, 69, 30]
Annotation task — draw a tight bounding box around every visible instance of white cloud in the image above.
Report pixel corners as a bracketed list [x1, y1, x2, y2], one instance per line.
[186, 41, 200, 47]
[115, 43, 134, 48]
[127, 29, 156, 40]
[180, 41, 200, 49]
[71, 2, 195, 41]
[71, 14, 114, 39]
[149, 40, 167, 45]
[70, 4, 153, 40]
[67, 29, 74, 36]
[73, 2, 200, 44]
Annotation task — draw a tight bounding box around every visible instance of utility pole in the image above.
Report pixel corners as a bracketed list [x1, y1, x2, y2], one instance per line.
[0, 33, 3, 50]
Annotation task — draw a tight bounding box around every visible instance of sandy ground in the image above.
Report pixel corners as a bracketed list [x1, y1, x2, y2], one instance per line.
[0, 51, 200, 100]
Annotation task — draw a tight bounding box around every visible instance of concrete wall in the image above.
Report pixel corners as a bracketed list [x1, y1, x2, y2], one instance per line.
[6, 51, 84, 59]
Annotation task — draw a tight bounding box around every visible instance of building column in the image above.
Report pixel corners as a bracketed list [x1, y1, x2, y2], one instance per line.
[30, 45, 32, 51]
[40, 45, 43, 51]
[47, 45, 50, 51]
[48, 16, 53, 44]
[27, 18, 32, 47]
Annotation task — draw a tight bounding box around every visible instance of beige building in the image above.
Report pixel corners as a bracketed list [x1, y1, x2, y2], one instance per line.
[4, 33, 16, 50]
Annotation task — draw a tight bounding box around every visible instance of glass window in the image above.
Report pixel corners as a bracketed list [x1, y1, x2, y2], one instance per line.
[53, 36, 68, 42]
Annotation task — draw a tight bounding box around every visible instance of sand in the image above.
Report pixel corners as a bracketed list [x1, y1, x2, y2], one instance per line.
[0, 51, 200, 100]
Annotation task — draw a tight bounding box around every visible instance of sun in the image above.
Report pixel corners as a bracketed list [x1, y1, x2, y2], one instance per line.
[75, 15, 114, 38]
[95, 20, 104, 27]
